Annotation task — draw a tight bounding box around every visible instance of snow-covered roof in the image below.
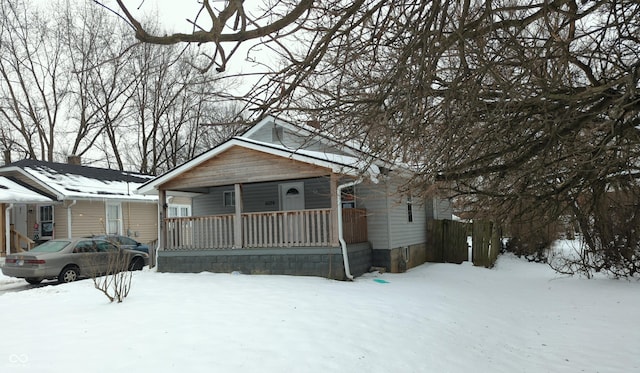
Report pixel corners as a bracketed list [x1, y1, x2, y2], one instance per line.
[137, 136, 380, 195]
[0, 176, 54, 203]
[0, 160, 157, 202]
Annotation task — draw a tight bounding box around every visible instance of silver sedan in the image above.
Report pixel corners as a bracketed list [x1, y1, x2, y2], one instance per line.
[1, 238, 149, 284]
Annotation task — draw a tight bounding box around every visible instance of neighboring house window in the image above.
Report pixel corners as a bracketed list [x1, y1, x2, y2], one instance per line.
[223, 191, 235, 207]
[106, 202, 122, 235]
[407, 194, 413, 223]
[39, 205, 54, 240]
[168, 204, 191, 217]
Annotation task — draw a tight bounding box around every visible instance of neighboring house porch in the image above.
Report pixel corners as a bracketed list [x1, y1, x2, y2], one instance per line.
[0, 176, 55, 256]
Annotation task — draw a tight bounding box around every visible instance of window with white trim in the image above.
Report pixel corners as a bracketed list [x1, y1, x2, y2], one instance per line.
[106, 202, 122, 235]
[223, 191, 235, 207]
[407, 194, 414, 223]
[39, 205, 54, 239]
[168, 204, 192, 217]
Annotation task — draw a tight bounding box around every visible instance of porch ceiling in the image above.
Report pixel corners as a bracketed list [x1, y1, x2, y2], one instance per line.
[160, 146, 333, 191]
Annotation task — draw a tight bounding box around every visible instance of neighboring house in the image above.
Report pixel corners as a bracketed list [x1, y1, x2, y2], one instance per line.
[137, 116, 452, 280]
[0, 158, 160, 254]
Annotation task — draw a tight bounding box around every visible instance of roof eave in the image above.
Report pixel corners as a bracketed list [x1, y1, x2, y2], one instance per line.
[137, 137, 373, 194]
[0, 166, 65, 200]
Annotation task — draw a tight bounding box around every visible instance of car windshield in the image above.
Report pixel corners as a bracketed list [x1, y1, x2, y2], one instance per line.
[30, 240, 71, 253]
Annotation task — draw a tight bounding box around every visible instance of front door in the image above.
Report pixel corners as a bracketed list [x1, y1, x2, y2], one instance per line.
[13, 205, 28, 247]
[279, 182, 305, 211]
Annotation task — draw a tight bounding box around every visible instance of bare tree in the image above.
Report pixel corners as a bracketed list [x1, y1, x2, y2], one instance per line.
[58, 0, 140, 166]
[103, 0, 314, 73]
[0, 0, 70, 161]
[105, 1, 640, 276]
[127, 40, 242, 175]
[0, 0, 239, 170]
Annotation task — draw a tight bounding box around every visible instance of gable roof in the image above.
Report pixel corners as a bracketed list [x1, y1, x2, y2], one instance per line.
[244, 115, 406, 175]
[137, 136, 380, 195]
[0, 159, 157, 202]
[0, 176, 54, 203]
[242, 115, 364, 158]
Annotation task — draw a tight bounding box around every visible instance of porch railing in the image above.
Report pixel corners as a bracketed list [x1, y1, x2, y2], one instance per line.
[165, 214, 235, 250]
[243, 209, 332, 247]
[164, 208, 367, 250]
[9, 227, 35, 253]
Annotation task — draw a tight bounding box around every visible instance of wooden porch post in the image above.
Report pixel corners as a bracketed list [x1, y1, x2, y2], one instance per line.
[234, 183, 243, 248]
[330, 174, 339, 246]
[1, 203, 5, 256]
[156, 189, 167, 267]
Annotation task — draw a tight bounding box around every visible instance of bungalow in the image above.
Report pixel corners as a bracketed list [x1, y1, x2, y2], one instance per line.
[137, 116, 452, 280]
[0, 157, 161, 255]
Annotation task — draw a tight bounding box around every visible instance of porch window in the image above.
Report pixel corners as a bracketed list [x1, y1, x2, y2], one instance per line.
[407, 195, 413, 223]
[106, 202, 122, 234]
[223, 191, 235, 207]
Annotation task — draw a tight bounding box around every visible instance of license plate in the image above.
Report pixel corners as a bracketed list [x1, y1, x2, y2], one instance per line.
[17, 260, 24, 266]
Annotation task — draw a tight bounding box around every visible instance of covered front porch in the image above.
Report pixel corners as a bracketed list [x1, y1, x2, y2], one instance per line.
[155, 178, 370, 279]
[140, 139, 376, 279]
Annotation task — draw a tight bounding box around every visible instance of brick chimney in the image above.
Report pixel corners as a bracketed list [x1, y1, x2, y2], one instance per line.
[305, 120, 321, 129]
[67, 155, 81, 165]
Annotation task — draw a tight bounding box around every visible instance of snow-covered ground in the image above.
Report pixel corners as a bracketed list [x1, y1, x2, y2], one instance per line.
[1, 240, 638, 373]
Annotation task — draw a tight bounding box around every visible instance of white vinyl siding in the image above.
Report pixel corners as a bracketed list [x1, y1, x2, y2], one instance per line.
[358, 178, 428, 251]
[356, 182, 390, 251]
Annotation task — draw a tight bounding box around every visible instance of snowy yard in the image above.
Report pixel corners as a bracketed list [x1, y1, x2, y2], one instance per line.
[1, 241, 638, 373]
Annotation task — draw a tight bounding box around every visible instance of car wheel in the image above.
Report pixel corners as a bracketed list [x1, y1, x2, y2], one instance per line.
[25, 277, 43, 285]
[129, 257, 145, 271]
[58, 266, 80, 283]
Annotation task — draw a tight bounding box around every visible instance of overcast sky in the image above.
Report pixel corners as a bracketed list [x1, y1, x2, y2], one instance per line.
[106, 0, 277, 94]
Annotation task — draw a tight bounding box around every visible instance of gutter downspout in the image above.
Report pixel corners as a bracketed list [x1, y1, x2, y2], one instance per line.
[5, 204, 13, 256]
[67, 200, 77, 238]
[337, 178, 363, 281]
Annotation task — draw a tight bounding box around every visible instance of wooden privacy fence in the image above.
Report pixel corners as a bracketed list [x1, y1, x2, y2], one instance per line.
[427, 219, 468, 263]
[427, 219, 501, 268]
[471, 220, 501, 268]
[342, 208, 368, 244]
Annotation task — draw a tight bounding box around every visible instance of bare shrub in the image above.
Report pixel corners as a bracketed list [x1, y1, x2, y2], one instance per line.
[87, 241, 134, 303]
[549, 185, 640, 278]
[504, 220, 559, 263]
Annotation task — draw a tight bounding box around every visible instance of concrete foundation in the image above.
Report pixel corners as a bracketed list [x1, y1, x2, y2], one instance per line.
[372, 242, 427, 273]
[157, 242, 372, 281]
